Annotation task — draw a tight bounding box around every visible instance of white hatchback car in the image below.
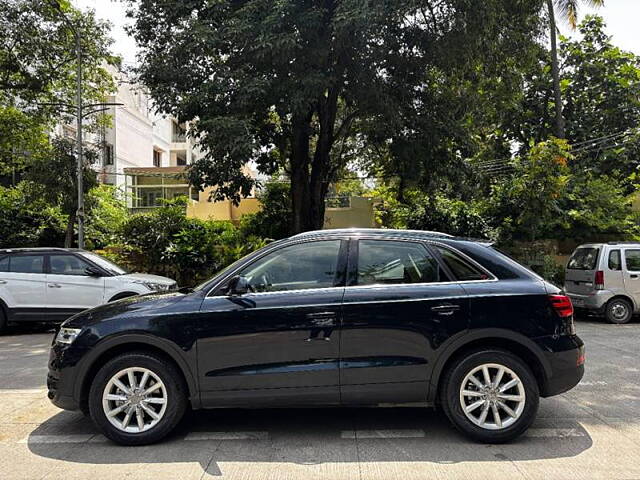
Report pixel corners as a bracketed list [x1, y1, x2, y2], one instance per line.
[0, 248, 176, 332]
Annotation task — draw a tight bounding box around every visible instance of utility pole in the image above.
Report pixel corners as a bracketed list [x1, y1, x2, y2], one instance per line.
[75, 30, 85, 249]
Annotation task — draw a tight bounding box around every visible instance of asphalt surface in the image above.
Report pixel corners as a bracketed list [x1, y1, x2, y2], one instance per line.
[1, 318, 639, 480]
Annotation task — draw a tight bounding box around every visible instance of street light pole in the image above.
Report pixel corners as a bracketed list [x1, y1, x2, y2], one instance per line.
[75, 31, 84, 250]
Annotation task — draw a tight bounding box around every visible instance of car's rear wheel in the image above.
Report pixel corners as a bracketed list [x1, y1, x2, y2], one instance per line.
[440, 349, 539, 443]
[605, 298, 632, 324]
[88, 352, 187, 445]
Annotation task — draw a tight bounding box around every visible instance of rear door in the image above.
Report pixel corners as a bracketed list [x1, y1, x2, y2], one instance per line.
[46, 253, 106, 322]
[0, 253, 47, 321]
[564, 246, 600, 298]
[622, 249, 640, 301]
[340, 238, 469, 405]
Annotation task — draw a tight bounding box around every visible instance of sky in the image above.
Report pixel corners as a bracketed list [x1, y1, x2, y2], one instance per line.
[73, 0, 640, 65]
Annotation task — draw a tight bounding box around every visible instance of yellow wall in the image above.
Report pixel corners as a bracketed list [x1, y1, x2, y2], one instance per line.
[324, 197, 378, 229]
[187, 193, 377, 229]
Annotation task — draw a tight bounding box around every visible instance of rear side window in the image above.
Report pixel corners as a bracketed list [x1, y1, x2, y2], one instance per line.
[436, 247, 489, 281]
[357, 240, 446, 285]
[567, 248, 599, 270]
[0, 256, 8, 272]
[608, 250, 621, 271]
[9, 255, 44, 273]
[625, 250, 640, 271]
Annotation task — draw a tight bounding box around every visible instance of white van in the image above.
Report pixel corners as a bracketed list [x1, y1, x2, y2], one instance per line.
[564, 242, 640, 324]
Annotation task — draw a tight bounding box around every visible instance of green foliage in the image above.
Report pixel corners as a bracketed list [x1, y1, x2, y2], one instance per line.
[403, 194, 494, 239]
[117, 200, 269, 286]
[0, 105, 50, 175]
[84, 185, 129, 250]
[485, 139, 571, 242]
[0, 183, 66, 248]
[239, 183, 292, 240]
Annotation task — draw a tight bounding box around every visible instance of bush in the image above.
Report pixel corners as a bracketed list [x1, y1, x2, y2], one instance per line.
[239, 182, 291, 240]
[85, 185, 129, 250]
[113, 198, 270, 286]
[0, 183, 66, 248]
[404, 194, 494, 239]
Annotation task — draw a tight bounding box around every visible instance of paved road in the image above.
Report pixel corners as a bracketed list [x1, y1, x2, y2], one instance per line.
[1, 319, 639, 480]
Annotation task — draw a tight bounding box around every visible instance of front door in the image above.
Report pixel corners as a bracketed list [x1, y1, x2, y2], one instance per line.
[197, 239, 347, 407]
[46, 253, 105, 322]
[340, 239, 469, 404]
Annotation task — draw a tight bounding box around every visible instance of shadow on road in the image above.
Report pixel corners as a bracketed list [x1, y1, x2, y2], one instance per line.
[27, 406, 593, 474]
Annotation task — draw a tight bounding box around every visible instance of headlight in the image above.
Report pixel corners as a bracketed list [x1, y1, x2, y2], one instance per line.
[55, 328, 82, 345]
[141, 282, 173, 292]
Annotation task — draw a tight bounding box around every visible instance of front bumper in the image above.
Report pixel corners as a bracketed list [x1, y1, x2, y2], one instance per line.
[47, 342, 89, 411]
[538, 335, 585, 397]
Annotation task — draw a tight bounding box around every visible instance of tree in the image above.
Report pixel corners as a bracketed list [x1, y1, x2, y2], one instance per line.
[545, 0, 603, 138]
[127, 0, 545, 234]
[23, 137, 98, 247]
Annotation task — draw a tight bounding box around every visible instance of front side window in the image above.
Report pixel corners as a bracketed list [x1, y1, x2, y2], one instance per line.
[625, 249, 640, 271]
[357, 240, 444, 286]
[9, 255, 44, 274]
[49, 254, 92, 276]
[608, 250, 621, 271]
[436, 247, 489, 281]
[567, 247, 599, 270]
[238, 240, 342, 292]
[0, 256, 8, 272]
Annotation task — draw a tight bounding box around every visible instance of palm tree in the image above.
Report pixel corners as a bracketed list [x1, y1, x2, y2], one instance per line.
[546, 0, 604, 139]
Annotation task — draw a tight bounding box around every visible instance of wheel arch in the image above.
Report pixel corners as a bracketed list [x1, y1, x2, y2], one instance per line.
[427, 329, 551, 404]
[75, 334, 200, 412]
[606, 294, 635, 312]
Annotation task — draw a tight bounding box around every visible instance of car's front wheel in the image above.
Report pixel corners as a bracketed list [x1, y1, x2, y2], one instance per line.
[88, 352, 187, 445]
[441, 349, 539, 443]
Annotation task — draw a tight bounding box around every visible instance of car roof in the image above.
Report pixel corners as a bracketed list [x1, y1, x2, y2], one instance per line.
[0, 247, 83, 254]
[290, 228, 490, 244]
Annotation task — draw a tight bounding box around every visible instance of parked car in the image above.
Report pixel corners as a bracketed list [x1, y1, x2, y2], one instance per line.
[47, 229, 584, 445]
[565, 242, 640, 324]
[0, 248, 176, 331]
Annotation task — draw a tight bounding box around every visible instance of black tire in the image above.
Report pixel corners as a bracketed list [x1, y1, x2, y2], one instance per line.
[0, 307, 6, 334]
[89, 351, 187, 446]
[440, 349, 539, 443]
[605, 298, 632, 324]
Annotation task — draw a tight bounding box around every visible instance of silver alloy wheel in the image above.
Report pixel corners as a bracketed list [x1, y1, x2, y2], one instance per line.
[610, 301, 629, 321]
[102, 367, 168, 434]
[459, 363, 526, 430]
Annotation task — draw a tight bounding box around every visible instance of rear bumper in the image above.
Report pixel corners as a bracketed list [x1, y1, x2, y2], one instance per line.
[539, 335, 585, 397]
[566, 291, 611, 312]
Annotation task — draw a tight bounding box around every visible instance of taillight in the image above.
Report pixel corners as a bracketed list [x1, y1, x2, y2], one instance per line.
[595, 270, 604, 290]
[549, 294, 574, 318]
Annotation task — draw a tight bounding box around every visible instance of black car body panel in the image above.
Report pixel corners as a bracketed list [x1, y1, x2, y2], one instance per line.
[47, 229, 585, 414]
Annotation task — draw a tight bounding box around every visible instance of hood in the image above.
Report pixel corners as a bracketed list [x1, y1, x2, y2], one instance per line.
[120, 273, 176, 285]
[62, 290, 190, 328]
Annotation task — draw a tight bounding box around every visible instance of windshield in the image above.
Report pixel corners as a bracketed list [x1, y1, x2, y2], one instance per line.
[79, 252, 128, 275]
[567, 247, 599, 270]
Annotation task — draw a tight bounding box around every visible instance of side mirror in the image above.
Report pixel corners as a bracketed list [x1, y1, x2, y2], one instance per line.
[85, 266, 102, 277]
[227, 275, 250, 296]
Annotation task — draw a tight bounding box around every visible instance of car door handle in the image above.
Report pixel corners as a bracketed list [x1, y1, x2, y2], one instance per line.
[631, 274, 639, 279]
[431, 304, 461, 315]
[0, 280, 6, 285]
[48, 283, 62, 288]
[306, 312, 336, 325]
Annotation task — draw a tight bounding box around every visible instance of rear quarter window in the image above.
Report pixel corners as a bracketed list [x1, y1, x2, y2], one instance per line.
[567, 248, 599, 270]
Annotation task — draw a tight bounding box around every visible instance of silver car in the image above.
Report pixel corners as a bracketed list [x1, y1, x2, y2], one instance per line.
[564, 242, 640, 324]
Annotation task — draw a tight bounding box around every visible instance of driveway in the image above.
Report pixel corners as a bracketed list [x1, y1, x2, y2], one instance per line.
[1, 319, 639, 480]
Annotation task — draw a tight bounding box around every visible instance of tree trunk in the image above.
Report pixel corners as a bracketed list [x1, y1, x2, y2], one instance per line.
[290, 115, 313, 234]
[547, 0, 566, 139]
[64, 212, 76, 248]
